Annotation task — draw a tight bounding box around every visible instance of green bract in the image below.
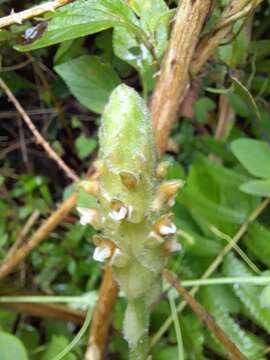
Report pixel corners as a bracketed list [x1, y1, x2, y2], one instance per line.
[77, 84, 181, 359]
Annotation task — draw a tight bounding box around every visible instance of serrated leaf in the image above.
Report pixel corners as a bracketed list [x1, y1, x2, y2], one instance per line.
[16, 0, 136, 52]
[75, 135, 97, 159]
[240, 179, 270, 197]
[244, 223, 270, 268]
[231, 138, 270, 179]
[0, 332, 28, 360]
[223, 253, 270, 334]
[55, 55, 121, 113]
[201, 286, 266, 359]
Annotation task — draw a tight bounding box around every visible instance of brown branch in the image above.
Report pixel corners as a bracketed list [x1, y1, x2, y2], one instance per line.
[150, 0, 213, 157]
[0, 77, 79, 182]
[0, 192, 78, 279]
[0, 0, 72, 29]
[84, 266, 118, 360]
[0, 302, 86, 325]
[164, 269, 247, 360]
[191, 0, 262, 75]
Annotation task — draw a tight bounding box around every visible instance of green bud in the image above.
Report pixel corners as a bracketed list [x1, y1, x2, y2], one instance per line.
[99, 84, 156, 223]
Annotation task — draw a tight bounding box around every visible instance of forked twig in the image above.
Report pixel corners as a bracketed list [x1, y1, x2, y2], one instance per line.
[164, 270, 247, 360]
[0, 77, 79, 182]
[0, 0, 72, 29]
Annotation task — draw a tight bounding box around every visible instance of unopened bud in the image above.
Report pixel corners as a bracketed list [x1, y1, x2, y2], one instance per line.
[159, 180, 183, 198]
[119, 171, 139, 190]
[78, 180, 99, 196]
[155, 162, 169, 179]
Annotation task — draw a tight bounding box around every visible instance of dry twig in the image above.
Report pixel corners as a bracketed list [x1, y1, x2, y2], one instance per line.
[150, 0, 212, 156]
[0, 0, 72, 29]
[0, 77, 79, 182]
[0, 302, 86, 325]
[84, 266, 118, 360]
[164, 270, 247, 360]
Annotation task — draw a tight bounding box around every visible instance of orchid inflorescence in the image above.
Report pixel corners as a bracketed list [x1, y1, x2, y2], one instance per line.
[76, 84, 182, 359]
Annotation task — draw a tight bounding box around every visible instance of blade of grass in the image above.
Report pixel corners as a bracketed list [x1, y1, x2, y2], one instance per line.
[168, 292, 184, 360]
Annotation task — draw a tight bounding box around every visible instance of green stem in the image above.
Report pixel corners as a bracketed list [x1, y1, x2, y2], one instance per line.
[124, 299, 150, 360]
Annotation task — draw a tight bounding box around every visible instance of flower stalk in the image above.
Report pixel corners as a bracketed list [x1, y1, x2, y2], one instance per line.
[78, 84, 181, 358]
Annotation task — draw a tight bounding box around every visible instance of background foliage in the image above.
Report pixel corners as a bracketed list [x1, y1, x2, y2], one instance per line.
[1, 0, 270, 359]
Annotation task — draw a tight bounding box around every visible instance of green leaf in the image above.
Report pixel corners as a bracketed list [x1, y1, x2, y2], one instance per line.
[260, 284, 270, 308]
[55, 55, 121, 113]
[75, 135, 97, 159]
[113, 0, 170, 93]
[0, 332, 28, 360]
[240, 179, 270, 197]
[128, 0, 170, 58]
[41, 335, 75, 360]
[16, 0, 136, 52]
[195, 97, 216, 124]
[244, 223, 270, 268]
[231, 138, 270, 179]
[223, 253, 270, 334]
[249, 40, 270, 59]
[201, 286, 266, 359]
[178, 156, 258, 234]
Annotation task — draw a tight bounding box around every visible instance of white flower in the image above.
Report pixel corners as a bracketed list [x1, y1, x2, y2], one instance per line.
[159, 222, 177, 235]
[93, 245, 111, 262]
[77, 207, 98, 226]
[109, 206, 127, 221]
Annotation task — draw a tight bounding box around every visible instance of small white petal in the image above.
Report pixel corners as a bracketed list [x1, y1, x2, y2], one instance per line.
[93, 246, 111, 262]
[109, 206, 127, 221]
[77, 207, 97, 226]
[170, 239, 182, 252]
[159, 223, 177, 235]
